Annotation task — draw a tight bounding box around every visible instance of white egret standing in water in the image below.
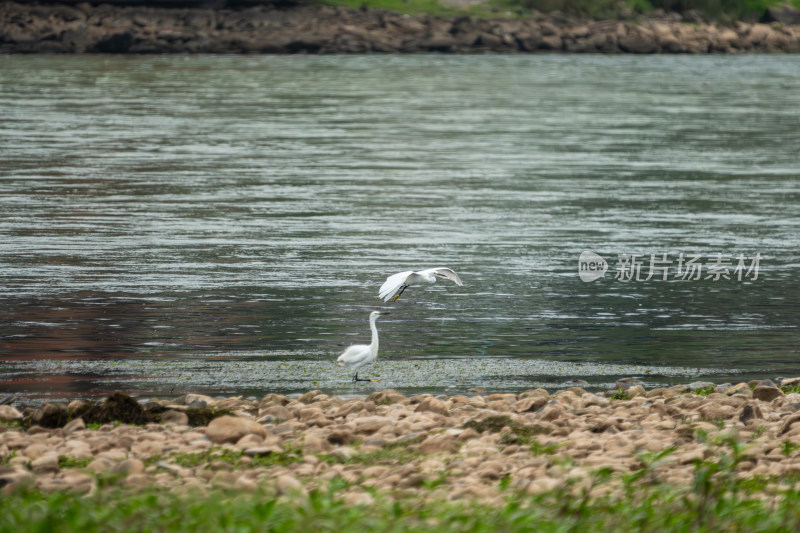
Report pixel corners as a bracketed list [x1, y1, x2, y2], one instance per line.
[379, 267, 463, 302]
[337, 311, 389, 382]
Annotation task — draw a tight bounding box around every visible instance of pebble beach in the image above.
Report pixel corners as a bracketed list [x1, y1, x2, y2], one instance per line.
[3, 379, 800, 503]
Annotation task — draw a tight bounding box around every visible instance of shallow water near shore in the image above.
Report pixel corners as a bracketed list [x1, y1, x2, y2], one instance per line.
[0, 54, 798, 404]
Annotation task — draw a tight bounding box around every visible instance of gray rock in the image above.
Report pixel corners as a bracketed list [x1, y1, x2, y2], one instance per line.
[687, 381, 716, 392]
[206, 416, 267, 444]
[762, 4, 800, 25]
[32, 403, 69, 428]
[780, 377, 800, 388]
[63, 418, 86, 435]
[0, 396, 18, 406]
[615, 378, 645, 390]
[31, 454, 60, 474]
[112, 458, 145, 476]
[0, 405, 23, 422]
[715, 383, 732, 394]
[244, 445, 282, 457]
[752, 385, 784, 402]
[618, 31, 659, 54]
[160, 410, 189, 425]
[415, 397, 448, 416]
[739, 403, 762, 423]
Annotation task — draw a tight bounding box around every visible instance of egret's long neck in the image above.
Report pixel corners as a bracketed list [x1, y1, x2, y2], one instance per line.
[369, 317, 379, 358]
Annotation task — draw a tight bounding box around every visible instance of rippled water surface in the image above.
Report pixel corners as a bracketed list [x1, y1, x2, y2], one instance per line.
[1, 55, 798, 403]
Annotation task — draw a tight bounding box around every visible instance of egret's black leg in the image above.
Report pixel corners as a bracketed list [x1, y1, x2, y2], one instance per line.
[393, 285, 408, 302]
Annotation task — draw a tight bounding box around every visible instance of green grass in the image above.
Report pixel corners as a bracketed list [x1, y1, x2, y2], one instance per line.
[694, 385, 716, 396]
[319, 435, 425, 465]
[464, 415, 549, 444]
[148, 445, 304, 469]
[781, 384, 800, 394]
[3, 464, 800, 532]
[4, 436, 800, 531]
[58, 456, 92, 469]
[609, 388, 631, 400]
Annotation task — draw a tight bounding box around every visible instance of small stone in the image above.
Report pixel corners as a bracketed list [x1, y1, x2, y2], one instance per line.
[329, 447, 356, 460]
[739, 404, 763, 424]
[514, 397, 547, 413]
[260, 405, 292, 420]
[362, 436, 387, 448]
[275, 474, 305, 495]
[780, 377, 800, 388]
[244, 445, 282, 457]
[626, 385, 646, 398]
[206, 416, 267, 444]
[526, 476, 561, 495]
[687, 381, 716, 392]
[62, 471, 95, 495]
[236, 433, 264, 449]
[343, 491, 374, 506]
[539, 404, 563, 422]
[86, 458, 114, 474]
[415, 397, 448, 416]
[0, 468, 34, 490]
[327, 429, 355, 445]
[715, 383, 732, 394]
[353, 416, 388, 434]
[112, 458, 144, 476]
[615, 378, 645, 390]
[298, 390, 324, 404]
[161, 410, 189, 425]
[726, 383, 752, 396]
[303, 435, 329, 453]
[752, 385, 784, 403]
[779, 412, 800, 435]
[259, 393, 289, 407]
[367, 389, 407, 405]
[63, 418, 85, 434]
[0, 405, 23, 422]
[185, 393, 214, 408]
[24, 443, 51, 459]
[31, 454, 60, 474]
[32, 403, 69, 428]
[417, 435, 457, 454]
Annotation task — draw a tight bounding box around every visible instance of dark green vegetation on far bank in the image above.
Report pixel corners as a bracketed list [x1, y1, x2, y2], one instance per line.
[320, 0, 800, 23]
[19, 0, 800, 21]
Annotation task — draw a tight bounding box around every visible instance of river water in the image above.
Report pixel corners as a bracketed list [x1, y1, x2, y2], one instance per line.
[1, 54, 798, 404]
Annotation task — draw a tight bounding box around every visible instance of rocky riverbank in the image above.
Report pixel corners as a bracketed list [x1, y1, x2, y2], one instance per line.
[2, 1, 800, 54]
[3, 379, 800, 501]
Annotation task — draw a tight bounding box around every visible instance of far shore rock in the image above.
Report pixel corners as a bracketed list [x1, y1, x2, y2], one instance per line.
[2, 1, 800, 54]
[2, 379, 800, 501]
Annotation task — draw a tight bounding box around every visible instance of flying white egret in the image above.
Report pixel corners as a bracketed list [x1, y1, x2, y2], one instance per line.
[336, 311, 389, 382]
[379, 267, 463, 302]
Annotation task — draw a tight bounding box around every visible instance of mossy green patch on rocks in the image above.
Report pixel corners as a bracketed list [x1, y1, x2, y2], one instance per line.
[464, 415, 548, 445]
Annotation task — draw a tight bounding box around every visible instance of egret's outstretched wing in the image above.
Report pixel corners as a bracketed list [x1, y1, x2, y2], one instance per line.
[379, 270, 413, 301]
[337, 344, 371, 367]
[426, 267, 463, 286]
